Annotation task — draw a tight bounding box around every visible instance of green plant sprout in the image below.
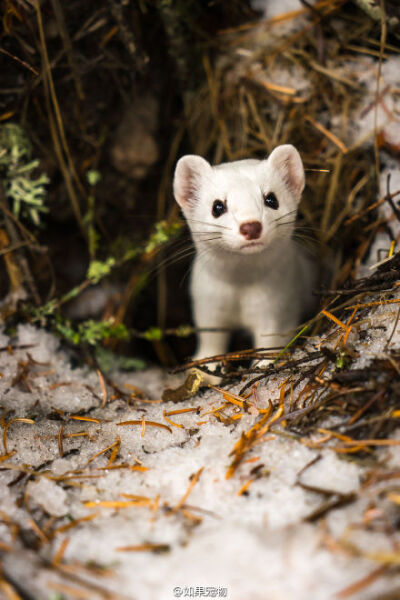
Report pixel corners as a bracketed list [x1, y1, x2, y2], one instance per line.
[56, 317, 129, 346]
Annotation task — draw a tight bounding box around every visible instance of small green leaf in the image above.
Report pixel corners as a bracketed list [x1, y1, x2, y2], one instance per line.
[55, 317, 129, 347]
[87, 258, 116, 284]
[174, 325, 194, 338]
[78, 320, 129, 346]
[336, 350, 350, 370]
[145, 220, 182, 254]
[86, 169, 101, 186]
[143, 326, 163, 341]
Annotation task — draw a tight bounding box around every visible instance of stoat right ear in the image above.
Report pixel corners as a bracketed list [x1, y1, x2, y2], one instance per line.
[173, 155, 211, 210]
[267, 144, 305, 200]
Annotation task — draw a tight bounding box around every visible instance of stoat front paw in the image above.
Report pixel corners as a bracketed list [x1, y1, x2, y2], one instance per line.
[198, 369, 223, 386]
[252, 357, 275, 372]
[189, 364, 222, 386]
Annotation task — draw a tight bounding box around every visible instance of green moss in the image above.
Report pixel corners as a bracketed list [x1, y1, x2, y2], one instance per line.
[0, 123, 49, 225]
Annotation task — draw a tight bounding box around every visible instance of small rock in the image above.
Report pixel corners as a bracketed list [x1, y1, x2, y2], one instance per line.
[110, 93, 159, 179]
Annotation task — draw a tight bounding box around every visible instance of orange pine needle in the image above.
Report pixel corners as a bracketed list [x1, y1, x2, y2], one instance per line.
[387, 492, 400, 504]
[243, 456, 261, 464]
[210, 386, 245, 408]
[97, 369, 107, 408]
[51, 514, 98, 536]
[331, 445, 368, 454]
[163, 410, 184, 429]
[317, 428, 354, 442]
[258, 80, 297, 95]
[0, 579, 23, 600]
[115, 543, 169, 552]
[0, 541, 12, 552]
[336, 566, 387, 598]
[164, 407, 199, 416]
[345, 298, 400, 310]
[3, 418, 34, 454]
[341, 439, 400, 447]
[321, 310, 347, 330]
[226, 398, 275, 479]
[117, 420, 172, 434]
[53, 537, 70, 566]
[120, 493, 152, 501]
[83, 500, 154, 509]
[141, 415, 146, 437]
[237, 478, 254, 496]
[305, 115, 348, 153]
[58, 424, 64, 457]
[300, 434, 332, 448]
[64, 432, 91, 439]
[201, 403, 230, 417]
[86, 437, 120, 465]
[106, 437, 121, 466]
[0, 451, 16, 462]
[28, 518, 49, 544]
[70, 416, 101, 423]
[174, 467, 204, 511]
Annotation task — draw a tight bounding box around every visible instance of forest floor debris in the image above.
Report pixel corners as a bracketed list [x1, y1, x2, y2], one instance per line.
[2, 254, 400, 599]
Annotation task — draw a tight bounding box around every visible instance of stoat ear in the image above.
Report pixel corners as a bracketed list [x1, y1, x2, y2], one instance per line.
[267, 145, 305, 199]
[173, 155, 211, 210]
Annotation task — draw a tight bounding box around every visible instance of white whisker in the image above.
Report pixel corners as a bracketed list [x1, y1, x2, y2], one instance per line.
[273, 209, 298, 223]
[185, 217, 231, 231]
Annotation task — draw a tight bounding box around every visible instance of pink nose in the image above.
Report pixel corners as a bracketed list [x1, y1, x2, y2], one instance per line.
[239, 221, 262, 240]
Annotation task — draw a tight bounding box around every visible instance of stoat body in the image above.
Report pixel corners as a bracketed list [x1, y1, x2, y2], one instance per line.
[173, 144, 315, 377]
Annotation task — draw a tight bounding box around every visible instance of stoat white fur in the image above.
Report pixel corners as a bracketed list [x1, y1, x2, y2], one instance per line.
[173, 144, 315, 379]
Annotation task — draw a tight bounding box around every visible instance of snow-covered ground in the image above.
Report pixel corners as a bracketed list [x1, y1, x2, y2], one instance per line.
[1, 311, 400, 599]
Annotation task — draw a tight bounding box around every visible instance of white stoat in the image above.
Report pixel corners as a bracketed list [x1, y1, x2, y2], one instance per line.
[173, 144, 316, 378]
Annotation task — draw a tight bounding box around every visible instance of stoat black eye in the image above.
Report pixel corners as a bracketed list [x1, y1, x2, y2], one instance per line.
[263, 192, 279, 210]
[212, 199, 226, 218]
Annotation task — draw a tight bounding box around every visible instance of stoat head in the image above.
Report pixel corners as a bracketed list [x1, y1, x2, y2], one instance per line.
[173, 144, 304, 255]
